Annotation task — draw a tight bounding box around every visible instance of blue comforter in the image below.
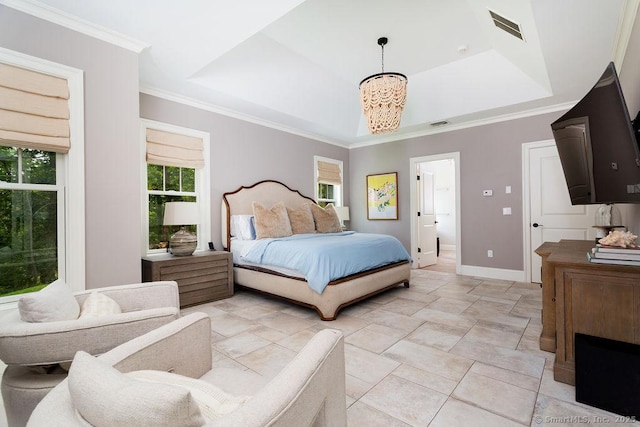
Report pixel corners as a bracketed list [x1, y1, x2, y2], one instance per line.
[241, 232, 411, 294]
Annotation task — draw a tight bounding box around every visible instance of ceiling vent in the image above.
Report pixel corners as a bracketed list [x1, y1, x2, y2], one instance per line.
[430, 120, 449, 127]
[489, 10, 524, 41]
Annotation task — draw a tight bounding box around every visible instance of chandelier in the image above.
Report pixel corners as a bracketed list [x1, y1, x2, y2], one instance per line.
[359, 37, 408, 135]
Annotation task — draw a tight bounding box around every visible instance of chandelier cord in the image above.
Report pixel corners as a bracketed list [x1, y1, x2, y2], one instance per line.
[380, 44, 385, 73]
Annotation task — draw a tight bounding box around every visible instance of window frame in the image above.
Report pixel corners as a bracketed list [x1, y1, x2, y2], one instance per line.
[314, 156, 343, 207]
[0, 48, 85, 308]
[140, 119, 211, 257]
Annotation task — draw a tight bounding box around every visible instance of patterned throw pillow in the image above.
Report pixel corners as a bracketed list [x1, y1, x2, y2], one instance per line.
[79, 292, 122, 319]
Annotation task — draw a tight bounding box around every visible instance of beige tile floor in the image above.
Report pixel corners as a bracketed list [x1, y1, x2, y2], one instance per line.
[1, 268, 636, 426]
[180, 268, 637, 427]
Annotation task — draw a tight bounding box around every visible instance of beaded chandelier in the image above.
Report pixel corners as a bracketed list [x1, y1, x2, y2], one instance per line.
[359, 37, 408, 135]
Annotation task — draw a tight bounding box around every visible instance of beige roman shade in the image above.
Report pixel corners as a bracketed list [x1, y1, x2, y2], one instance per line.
[0, 63, 70, 153]
[317, 160, 342, 185]
[146, 128, 204, 169]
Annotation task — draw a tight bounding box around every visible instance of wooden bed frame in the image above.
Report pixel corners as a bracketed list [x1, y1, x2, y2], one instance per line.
[221, 180, 410, 320]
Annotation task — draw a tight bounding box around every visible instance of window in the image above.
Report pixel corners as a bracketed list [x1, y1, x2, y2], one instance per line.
[141, 120, 210, 256]
[0, 148, 60, 296]
[0, 49, 85, 305]
[314, 156, 343, 207]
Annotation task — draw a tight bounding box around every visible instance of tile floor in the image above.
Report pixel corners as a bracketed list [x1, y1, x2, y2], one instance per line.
[180, 268, 637, 427]
[1, 268, 636, 427]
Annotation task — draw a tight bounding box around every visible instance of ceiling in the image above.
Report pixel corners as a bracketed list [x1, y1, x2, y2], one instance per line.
[6, 0, 636, 147]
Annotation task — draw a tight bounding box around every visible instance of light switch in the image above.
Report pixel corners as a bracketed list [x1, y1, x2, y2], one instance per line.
[505, 186, 511, 194]
[483, 190, 493, 196]
[503, 207, 512, 215]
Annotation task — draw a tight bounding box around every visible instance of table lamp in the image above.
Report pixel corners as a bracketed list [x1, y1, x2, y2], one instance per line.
[163, 202, 199, 256]
[334, 206, 350, 230]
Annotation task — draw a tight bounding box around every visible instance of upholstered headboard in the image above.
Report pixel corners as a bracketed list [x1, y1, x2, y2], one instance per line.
[221, 180, 316, 250]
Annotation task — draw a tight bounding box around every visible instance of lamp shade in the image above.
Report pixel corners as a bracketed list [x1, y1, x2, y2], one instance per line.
[334, 206, 350, 222]
[163, 202, 199, 226]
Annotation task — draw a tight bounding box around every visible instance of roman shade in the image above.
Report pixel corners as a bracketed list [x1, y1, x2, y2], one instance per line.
[146, 128, 204, 169]
[0, 62, 70, 153]
[317, 160, 341, 185]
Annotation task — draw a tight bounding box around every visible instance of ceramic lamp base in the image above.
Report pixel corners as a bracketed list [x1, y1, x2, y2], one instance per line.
[169, 227, 197, 256]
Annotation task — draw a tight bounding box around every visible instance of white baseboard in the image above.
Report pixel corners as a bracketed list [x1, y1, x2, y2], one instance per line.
[458, 265, 526, 282]
[440, 244, 456, 251]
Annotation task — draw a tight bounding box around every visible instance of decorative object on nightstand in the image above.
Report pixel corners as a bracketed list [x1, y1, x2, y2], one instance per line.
[593, 203, 623, 239]
[334, 206, 350, 230]
[163, 201, 198, 256]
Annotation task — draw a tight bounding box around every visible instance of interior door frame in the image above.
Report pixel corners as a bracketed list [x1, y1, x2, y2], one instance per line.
[409, 152, 461, 273]
[522, 139, 555, 283]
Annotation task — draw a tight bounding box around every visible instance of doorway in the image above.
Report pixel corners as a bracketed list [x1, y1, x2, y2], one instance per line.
[410, 153, 461, 274]
[523, 140, 599, 282]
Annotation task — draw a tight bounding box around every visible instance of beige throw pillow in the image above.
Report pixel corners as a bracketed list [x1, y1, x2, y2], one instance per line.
[287, 203, 316, 234]
[310, 203, 342, 233]
[128, 370, 250, 420]
[252, 201, 293, 239]
[68, 351, 205, 427]
[18, 281, 80, 323]
[79, 292, 122, 319]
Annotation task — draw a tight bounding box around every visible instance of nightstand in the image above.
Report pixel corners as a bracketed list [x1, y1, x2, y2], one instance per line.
[142, 251, 233, 308]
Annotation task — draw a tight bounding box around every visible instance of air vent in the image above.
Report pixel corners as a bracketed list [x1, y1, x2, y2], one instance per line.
[489, 10, 524, 40]
[430, 120, 449, 127]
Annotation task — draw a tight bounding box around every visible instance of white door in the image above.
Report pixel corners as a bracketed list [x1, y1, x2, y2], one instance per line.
[528, 143, 597, 282]
[418, 171, 438, 267]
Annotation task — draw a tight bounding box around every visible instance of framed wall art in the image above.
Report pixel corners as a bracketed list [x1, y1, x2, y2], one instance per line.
[367, 172, 398, 220]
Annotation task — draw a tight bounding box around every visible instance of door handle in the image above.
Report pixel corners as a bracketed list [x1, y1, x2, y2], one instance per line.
[532, 223, 542, 228]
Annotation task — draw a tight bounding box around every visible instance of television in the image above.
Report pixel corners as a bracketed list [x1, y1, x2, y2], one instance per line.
[551, 62, 640, 205]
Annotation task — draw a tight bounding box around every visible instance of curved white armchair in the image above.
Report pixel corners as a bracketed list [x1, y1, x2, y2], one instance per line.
[28, 312, 348, 427]
[0, 281, 181, 427]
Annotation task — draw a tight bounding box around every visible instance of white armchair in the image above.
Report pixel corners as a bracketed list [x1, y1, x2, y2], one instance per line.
[0, 281, 181, 427]
[28, 312, 348, 426]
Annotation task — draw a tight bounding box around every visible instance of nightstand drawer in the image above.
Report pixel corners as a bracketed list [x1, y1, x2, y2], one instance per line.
[142, 251, 233, 308]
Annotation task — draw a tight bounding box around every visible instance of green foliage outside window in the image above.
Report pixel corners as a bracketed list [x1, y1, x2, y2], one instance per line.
[148, 165, 197, 250]
[0, 148, 58, 297]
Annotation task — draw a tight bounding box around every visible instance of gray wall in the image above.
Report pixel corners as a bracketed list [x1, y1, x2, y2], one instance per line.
[350, 112, 561, 271]
[139, 94, 350, 250]
[3, 4, 639, 282]
[0, 5, 141, 289]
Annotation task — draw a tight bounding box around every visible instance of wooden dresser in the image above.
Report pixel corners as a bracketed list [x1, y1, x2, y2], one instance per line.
[142, 251, 233, 308]
[536, 240, 640, 385]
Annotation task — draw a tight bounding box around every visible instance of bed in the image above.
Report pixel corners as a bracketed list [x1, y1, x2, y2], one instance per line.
[221, 180, 411, 320]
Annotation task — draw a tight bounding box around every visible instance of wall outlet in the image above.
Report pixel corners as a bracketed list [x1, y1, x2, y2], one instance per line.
[487, 249, 493, 258]
[503, 207, 512, 215]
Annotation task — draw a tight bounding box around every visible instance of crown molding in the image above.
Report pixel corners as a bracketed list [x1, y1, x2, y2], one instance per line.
[348, 102, 575, 149]
[0, 0, 149, 53]
[612, 0, 640, 68]
[139, 86, 350, 149]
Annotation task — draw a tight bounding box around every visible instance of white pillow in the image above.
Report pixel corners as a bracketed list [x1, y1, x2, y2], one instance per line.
[68, 351, 205, 427]
[79, 292, 122, 319]
[230, 214, 256, 240]
[18, 280, 80, 323]
[128, 370, 250, 420]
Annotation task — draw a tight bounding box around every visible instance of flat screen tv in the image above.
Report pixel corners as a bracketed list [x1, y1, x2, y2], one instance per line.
[551, 62, 640, 205]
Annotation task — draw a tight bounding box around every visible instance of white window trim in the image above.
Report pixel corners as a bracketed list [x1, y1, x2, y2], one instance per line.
[314, 155, 343, 206]
[0, 47, 85, 308]
[140, 119, 211, 257]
